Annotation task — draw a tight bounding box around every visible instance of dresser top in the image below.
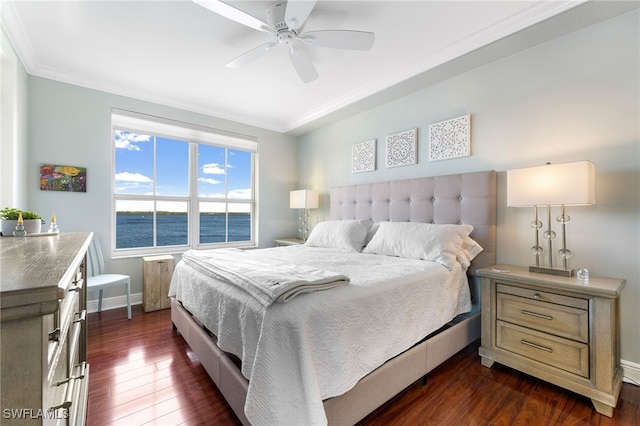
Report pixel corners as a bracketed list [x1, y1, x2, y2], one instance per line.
[477, 264, 626, 298]
[0, 232, 93, 311]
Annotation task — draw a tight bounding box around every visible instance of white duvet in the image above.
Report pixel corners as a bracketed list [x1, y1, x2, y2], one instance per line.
[169, 245, 471, 426]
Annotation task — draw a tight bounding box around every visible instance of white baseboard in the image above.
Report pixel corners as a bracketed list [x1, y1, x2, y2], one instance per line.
[622, 359, 640, 386]
[87, 293, 142, 313]
[85, 292, 640, 387]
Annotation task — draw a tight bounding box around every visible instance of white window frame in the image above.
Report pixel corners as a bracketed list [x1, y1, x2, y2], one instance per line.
[111, 110, 258, 258]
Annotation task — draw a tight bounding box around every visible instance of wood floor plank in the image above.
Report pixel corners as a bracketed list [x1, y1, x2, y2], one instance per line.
[87, 305, 639, 426]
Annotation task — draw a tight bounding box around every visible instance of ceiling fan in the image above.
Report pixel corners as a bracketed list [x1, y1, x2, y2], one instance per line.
[194, 0, 375, 82]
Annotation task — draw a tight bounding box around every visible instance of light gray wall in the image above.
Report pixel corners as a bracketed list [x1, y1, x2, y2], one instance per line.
[297, 11, 640, 364]
[26, 77, 299, 300]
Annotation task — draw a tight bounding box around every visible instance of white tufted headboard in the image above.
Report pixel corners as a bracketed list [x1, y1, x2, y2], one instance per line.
[329, 170, 497, 275]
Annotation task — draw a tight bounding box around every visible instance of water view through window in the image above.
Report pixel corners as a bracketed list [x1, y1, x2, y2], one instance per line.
[113, 118, 255, 252]
[115, 212, 251, 249]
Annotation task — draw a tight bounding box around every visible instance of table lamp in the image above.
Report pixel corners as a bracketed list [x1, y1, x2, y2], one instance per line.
[507, 161, 595, 276]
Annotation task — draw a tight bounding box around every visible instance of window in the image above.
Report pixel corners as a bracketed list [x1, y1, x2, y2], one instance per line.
[112, 111, 257, 256]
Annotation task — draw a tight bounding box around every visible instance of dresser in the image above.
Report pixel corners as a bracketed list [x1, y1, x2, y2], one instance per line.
[478, 265, 625, 417]
[1, 232, 92, 425]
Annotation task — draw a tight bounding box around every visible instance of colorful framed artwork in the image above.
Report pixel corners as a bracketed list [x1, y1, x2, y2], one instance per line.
[386, 128, 417, 168]
[352, 139, 376, 173]
[429, 114, 471, 161]
[40, 164, 87, 192]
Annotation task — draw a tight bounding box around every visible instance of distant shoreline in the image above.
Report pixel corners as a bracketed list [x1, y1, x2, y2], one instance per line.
[116, 211, 249, 215]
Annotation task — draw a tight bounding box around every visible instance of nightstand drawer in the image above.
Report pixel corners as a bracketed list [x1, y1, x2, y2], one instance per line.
[497, 320, 589, 378]
[497, 283, 589, 310]
[497, 293, 588, 342]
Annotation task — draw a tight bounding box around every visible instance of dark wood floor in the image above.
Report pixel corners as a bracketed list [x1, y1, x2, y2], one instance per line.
[87, 305, 639, 425]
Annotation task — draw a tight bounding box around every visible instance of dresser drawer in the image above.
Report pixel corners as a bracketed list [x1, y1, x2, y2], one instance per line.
[45, 317, 87, 424]
[45, 359, 88, 425]
[497, 293, 588, 343]
[44, 329, 70, 423]
[47, 287, 81, 368]
[496, 320, 589, 378]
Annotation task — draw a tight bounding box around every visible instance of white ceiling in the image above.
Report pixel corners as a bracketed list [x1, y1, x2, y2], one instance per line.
[1, 1, 636, 135]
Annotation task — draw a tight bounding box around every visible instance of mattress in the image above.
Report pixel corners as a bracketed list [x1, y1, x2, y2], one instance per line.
[169, 245, 472, 425]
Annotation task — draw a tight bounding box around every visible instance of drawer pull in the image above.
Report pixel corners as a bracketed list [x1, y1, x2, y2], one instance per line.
[521, 339, 553, 353]
[52, 362, 87, 410]
[56, 361, 87, 386]
[521, 309, 553, 321]
[533, 293, 541, 300]
[73, 310, 87, 323]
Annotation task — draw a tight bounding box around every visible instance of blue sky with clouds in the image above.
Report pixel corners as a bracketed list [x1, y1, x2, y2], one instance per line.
[114, 131, 252, 211]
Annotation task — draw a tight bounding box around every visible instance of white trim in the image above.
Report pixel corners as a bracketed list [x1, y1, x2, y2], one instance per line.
[0, 25, 18, 208]
[622, 359, 640, 387]
[87, 293, 142, 314]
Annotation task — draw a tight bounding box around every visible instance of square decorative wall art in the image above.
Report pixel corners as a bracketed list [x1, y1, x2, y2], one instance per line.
[40, 164, 87, 192]
[352, 139, 376, 173]
[386, 128, 417, 168]
[429, 114, 471, 161]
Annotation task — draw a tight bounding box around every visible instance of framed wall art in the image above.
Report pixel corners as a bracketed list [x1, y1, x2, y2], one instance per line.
[351, 139, 376, 173]
[386, 128, 417, 168]
[40, 164, 87, 192]
[428, 114, 471, 161]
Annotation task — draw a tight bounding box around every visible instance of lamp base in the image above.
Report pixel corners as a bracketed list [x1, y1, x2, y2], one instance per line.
[529, 265, 574, 277]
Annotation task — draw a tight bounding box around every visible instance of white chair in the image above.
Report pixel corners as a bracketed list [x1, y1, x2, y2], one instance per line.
[87, 237, 131, 319]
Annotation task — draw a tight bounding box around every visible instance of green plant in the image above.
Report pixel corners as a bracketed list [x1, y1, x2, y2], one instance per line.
[0, 207, 45, 224]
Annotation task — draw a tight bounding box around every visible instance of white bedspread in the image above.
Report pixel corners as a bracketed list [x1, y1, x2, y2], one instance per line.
[169, 246, 471, 426]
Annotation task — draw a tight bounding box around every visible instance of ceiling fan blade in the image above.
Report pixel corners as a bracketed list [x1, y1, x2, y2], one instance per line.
[288, 46, 318, 83]
[226, 42, 277, 68]
[193, 0, 273, 34]
[301, 30, 375, 50]
[284, 0, 317, 31]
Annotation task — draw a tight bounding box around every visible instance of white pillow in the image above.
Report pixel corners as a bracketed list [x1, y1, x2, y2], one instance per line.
[304, 220, 371, 252]
[362, 221, 473, 270]
[457, 237, 483, 269]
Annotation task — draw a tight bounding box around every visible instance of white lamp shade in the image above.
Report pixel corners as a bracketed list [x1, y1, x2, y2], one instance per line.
[507, 161, 596, 207]
[290, 190, 319, 209]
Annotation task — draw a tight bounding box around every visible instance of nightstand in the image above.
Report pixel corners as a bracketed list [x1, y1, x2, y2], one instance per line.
[478, 265, 625, 417]
[274, 237, 305, 246]
[142, 255, 175, 312]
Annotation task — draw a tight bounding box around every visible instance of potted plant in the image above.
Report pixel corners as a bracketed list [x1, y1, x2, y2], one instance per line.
[1, 208, 45, 236]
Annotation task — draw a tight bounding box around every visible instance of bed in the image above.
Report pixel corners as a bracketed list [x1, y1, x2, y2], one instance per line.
[170, 170, 497, 426]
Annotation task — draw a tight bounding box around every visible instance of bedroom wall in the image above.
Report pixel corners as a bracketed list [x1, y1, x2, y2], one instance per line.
[297, 10, 640, 368]
[24, 77, 298, 304]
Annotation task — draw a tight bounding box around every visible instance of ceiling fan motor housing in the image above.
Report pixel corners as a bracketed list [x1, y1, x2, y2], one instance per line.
[268, 1, 299, 46]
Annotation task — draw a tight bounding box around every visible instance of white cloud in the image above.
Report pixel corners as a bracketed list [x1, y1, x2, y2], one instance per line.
[115, 172, 153, 183]
[202, 163, 226, 175]
[115, 131, 151, 151]
[198, 177, 222, 185]
[228, 188, 251, 199]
